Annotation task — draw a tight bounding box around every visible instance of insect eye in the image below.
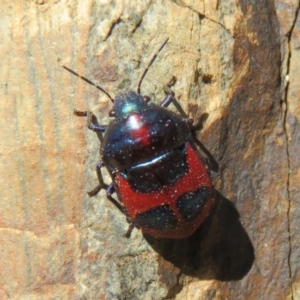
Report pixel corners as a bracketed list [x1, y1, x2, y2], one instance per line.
[109, 110, 116, 117]
[143, 96, 151, 103]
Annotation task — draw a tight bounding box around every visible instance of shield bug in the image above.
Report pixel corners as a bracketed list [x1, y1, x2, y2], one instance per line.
[64, 39, 218, 238]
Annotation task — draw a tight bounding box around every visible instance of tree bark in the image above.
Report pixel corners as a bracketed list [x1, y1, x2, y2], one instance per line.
[0, 0, 299, 299]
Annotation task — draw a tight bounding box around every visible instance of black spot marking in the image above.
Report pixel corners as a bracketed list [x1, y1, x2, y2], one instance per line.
[176, 187, 211, 222]
[135, 204, 178, 231]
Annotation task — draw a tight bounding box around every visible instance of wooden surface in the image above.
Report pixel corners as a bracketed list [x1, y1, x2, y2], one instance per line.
[0, 0, 299, 299]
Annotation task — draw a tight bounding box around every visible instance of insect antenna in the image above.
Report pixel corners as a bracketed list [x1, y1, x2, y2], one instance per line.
[137, 38, 169, 95]
[63, 66, 114, 103]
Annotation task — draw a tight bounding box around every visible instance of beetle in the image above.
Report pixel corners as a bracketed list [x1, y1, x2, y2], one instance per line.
[64, 39, 218, 239]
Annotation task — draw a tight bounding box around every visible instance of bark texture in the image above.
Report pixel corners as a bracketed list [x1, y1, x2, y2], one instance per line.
[0, 0, 299, 299]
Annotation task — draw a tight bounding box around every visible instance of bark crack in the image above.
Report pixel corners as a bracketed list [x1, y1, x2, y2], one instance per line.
[104, 17, 122, 41]
[283, 2, 300, 300]
[198, 13, 234, 39]
[171, 0, 234, 38]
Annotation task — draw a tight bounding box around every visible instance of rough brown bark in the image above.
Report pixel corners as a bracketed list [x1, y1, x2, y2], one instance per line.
[0, 0, 299, 299]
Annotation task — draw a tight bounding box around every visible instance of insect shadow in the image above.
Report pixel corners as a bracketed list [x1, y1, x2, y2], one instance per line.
[144, 190, 255, 281]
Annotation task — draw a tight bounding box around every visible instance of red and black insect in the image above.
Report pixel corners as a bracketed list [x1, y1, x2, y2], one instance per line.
[64, 39, 218, 239]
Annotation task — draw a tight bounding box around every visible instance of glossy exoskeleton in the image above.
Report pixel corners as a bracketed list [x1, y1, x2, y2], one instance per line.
[64, 39, 217, 238]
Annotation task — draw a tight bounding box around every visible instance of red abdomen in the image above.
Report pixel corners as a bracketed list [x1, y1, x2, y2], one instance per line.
[115, 143, 213, 238]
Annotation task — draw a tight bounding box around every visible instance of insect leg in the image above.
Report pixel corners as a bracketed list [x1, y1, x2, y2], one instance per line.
[106, 184, 127, 215]
[88, 163, 134, 236]
[160, 79, 219, 172]
[87, 160, 107, 196]
[160, 80, 189, 118]
[74, 110, 107, 133]
[124, 222, 136, 238]
[190, 133, 219, 172]
[106, 185, 136, 238]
